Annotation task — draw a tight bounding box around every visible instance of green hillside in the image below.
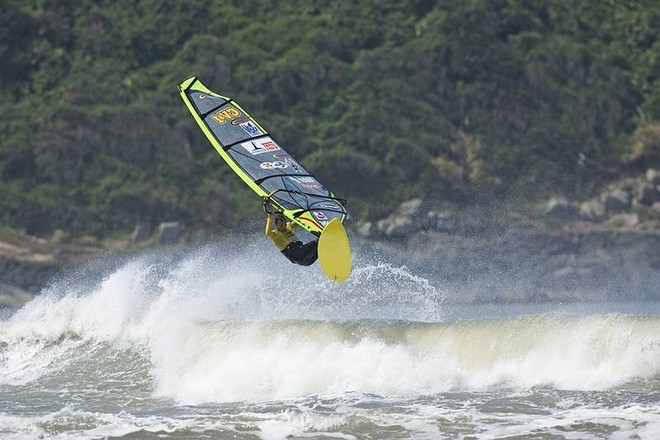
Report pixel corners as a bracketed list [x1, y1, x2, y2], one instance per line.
[1, 0, 659, 239]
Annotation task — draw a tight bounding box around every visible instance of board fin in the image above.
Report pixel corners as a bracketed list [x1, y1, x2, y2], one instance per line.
[318, 218, 352, 282]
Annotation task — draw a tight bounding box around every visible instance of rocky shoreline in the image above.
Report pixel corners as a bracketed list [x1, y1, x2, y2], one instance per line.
[0, 239, 100, 308]
[352, 168, 660, 304]
[357, 221, 660, 304]
[0, 221, 190, 309]
[3, 218, 659, 310]
[2, 170, 659, 309]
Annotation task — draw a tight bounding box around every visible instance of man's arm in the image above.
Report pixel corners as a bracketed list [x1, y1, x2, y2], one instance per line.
[265, 215, 273, 237]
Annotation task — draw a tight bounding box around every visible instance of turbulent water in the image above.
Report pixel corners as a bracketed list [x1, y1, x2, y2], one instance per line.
[1, 240, 660, 439]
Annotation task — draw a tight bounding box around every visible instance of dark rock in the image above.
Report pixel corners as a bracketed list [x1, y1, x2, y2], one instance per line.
[653, 202, 660, 217]
[130, 223, 152, 242]
[426, 210, 457, 233]
[638, 183, 660, 206]
[0, 254, 59, 293]
[602, 189, 632, 213]
[0, 240, 97, 302]
[0, 282, 34, 308]
[545, 197, 579, 221]
[158, 222, 185, 244]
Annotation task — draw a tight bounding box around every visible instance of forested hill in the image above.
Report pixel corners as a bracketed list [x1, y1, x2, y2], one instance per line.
[1, 0, 659, 240]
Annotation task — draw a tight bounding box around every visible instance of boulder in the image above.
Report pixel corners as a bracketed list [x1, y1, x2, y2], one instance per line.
[157, 222, 185, 244]
[646, 168, 660, 186]
[130, 223, 152, 242]
[426, 210, 457, 233]
[398, 198, 423, 216]
[0, 282, 34, 308]
[355, 221, 373, 238]
[579, 200, 606, 222]
[377, 215, 414, 238]
[602, 189, 632, 213]
[545, 197, 579, 221]
[652, 202, 660, 217]
[638, 183, 660, 206]
[370, 199, 427, 238]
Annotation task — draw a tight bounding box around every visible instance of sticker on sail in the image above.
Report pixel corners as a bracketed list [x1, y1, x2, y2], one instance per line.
[239, 121, 262, 136]
[240, 138, 281, 155]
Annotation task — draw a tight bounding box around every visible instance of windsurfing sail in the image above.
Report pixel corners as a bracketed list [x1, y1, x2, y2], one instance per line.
[177, 76, 349, 237]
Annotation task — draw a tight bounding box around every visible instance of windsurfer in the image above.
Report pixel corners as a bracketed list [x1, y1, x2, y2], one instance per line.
[264, 202, 318, 266]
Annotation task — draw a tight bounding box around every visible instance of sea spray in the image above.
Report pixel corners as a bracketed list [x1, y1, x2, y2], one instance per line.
[2, 242, 660, 403]
[2, 242, 660, 438]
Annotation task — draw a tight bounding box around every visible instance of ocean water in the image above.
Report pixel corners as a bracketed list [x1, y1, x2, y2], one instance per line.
[1, 240, 660, 439]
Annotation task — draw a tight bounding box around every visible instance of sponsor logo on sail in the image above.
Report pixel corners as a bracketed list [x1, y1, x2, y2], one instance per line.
[240, 138, 281, 155]
[314, 211, 329, 222]
[210, 107, 241, 124]
[240, 121, 262, 136]
[259, 161, 287, 169]
[290, 176, 321, 189]
[284, 158, 302, 173]
[312, 202, 338, 210]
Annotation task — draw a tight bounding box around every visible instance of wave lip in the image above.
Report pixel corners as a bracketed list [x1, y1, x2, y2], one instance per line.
[151, 314, 660, 404]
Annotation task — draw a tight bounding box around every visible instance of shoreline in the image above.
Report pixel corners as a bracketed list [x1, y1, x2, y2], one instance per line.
[2, 216, 659, 310]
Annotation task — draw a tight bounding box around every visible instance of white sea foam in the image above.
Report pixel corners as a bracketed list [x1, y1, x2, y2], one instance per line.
[1, 243, 660, 406]
[0, 405, 206, 440]
[147, 314, 660, 404]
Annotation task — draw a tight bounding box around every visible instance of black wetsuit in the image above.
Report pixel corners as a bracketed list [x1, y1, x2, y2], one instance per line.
[281, 240, 318, 266]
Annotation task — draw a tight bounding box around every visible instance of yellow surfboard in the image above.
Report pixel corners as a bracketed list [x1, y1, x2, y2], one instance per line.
[318, 218, 352, 282]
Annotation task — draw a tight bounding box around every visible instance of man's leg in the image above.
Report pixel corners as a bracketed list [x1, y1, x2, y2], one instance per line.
[297, 240, 318, 266]
[284, 240, 318, 266]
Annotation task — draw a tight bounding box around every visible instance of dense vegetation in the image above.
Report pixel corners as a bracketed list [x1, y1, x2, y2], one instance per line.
[1, 0, 659, 239]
